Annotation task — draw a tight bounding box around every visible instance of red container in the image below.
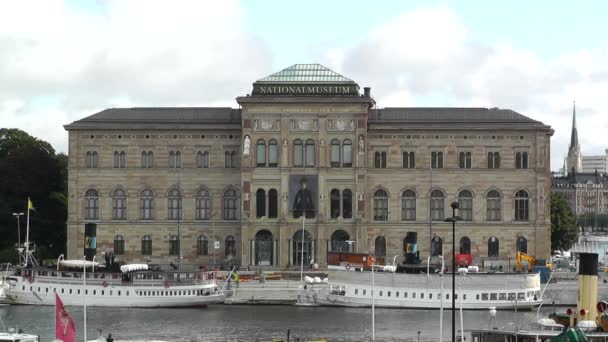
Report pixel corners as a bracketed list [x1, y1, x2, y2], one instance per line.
[455, 254, 472, 267]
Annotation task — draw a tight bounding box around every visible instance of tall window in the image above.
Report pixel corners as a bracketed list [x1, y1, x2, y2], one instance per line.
[486, 190, 501, 221]
[169, 235, 179, 256]
[140, 189, 155, 220]
[515, 152, 529, 169]
[141, 151, 154, 168]
[330, 189, 340, 219]
[514, 190, 529, 221]
[197, 235, 208, 256]
[373, 189, 389, 221]
[331, 140, 340, 167]
[375, 236, 386, 257]
[374, 151, 387, 168]
[458, 190, 473, 221]
[256, 189, 266, 218]
[167, 189, 182, 220]
[225, 235, 236, 257]
[223, 189, 238, 220]
[305, 139, 315, 167]
[431, 152, 443, 169]
[459, 152, 472, 169]
[169, 151, 181, 168]
[85, 151, 98, 168]
[487, 152, 500, 169]
[460, 236, 471, 255]
[257, 139, 266, 167]
[268, 139, 278, 167]
[141, 235, 152, 255]
[114, 235, 124, 255]
[343, 139, 352, 167]
[488, 237, 499, 257]
[113, 151, 126, 168]
[401, 190, 416, 221]
[195, 189, 211, 220]
[111, 188, 127, 220]
[343, 189, 352, 219]
[293, 139, 303, 167]
[516, 237, 528, 253]
[402, 152, 415, 169]
[225, 151, 238, 168]
[430, 190, 445, 221]
[196, 151, 209, 168]
[84, 189, 99, 219]
[431, 236, 443, 256]
[268, 189, 278, 218]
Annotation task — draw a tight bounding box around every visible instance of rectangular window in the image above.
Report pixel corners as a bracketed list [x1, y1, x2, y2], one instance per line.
[412, 293, 416, 299]
[402, 152, 415, 169]
[294, 143, 303, 167]
[482, 293, 488, 300]
[508, 293, 516, 300]
[387, 291, 391, 297]
[421, 293, 424, 299]
[515, 152, 529, 169]
[379, 291, 383, 296]
[374, 152, 387, 168]
[355, 289, 358, 295]
[396, 291, 400, 297]
[499, 293, 507, 300]
[268, 143, 278, 167]
[331, 142, 340, 167]
[459, 152, 472, 168]
[343, 142, 352, 167]
[487, 152, 500, 169]
[363, 289, 366, 295]
[431, 151, 443, 168]
[257, 142, 266, 167]
[404, 292, 408, 298]
[305, 143, 315, 167]
[429, 293, 432, 299]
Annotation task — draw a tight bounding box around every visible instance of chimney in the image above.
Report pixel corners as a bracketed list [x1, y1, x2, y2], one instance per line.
[363, 87, 371, 97]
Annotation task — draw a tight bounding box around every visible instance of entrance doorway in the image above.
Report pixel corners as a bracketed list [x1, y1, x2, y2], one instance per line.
[255, 229, 273, 266]
[292, 230, 312, 266]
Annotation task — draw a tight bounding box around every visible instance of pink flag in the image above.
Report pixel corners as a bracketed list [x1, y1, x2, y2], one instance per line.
[55, 293, 76, 342]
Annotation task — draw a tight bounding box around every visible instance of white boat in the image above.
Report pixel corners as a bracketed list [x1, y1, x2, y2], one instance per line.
[0, 330, 39, 342]
[4, 262, 225, 307]
[299, 267, 542, 310]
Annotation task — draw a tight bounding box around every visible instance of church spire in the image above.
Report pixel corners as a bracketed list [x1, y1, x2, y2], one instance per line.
[570, 100, 579, 149]
[567, 100, 582, 173]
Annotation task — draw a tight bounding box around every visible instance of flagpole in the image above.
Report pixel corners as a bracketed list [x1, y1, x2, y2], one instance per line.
[83, 255, 87, 342]
[25, 197, 30, 263]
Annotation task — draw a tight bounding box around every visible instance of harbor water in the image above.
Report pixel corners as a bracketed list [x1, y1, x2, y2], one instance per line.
[0, 304, 557, 341]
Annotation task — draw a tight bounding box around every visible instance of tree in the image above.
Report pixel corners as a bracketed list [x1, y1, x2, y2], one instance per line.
[551, 192, 578, 252]
[0, 128, 67, 260]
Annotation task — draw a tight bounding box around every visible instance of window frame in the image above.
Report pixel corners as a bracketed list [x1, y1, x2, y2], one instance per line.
[140, 189, 155, 220]
[111, 188, 128, 220]
[114, 235, 125, 255]
[401, 190, 416, 221]
[373, 189, 389, 222]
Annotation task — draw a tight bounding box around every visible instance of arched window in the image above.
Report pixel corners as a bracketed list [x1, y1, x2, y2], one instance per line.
[197, 235, 208, 256]
[268, 189, 278, 218]
[169, 151, 175, 168]
[256, 189, 266, 218]
[305, 139, 315, 167]
[91, 151, 98, 168]
[514, 190, 529, 221]
[141, 235, 152, 255]
[486, 190, 501, 221]
[256, 139, 266, 167]
[458, 190, 473, 221]
[330, 189, 340, 219]
[169, 235, 179, 256]
[331, 139, 340, 167]
[517, 237, 528, 253]
[84, 189, 99, 219]
[195, 189, 211, 220]
[112, 188, 127, 220]
[430, 190, 445, 221]
[223, 189, 238, 220]
[197, 151, 209, 168]
[343, 189, 352, 219]
[292, 230, 312, 265]
[113, 151, 119, 168]
[167, 189, 182, 220]
[268, 139, 278, 167]
[373, 189, 388, 221]
[460, 236, 471, 255]
[114, 235, 124, 255]
[255, 230, 273, 265]
[343, 139, 352, 167]
[488, 236, 499, 257]
[375, 236, 386, 257]
[330, 230, 350, 252]
[431, 236, 443, 256]
[293, 139, 304, 167]
[140, 188, 155, 220]
[401, 190, 416, 221]
[225, 235, 236, 257]
[224, 151, 231, 168]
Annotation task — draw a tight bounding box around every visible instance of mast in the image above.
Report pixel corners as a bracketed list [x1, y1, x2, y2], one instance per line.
[83, 256, 87, 342]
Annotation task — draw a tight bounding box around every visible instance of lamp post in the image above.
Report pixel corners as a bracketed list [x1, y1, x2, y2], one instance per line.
[444, 201, 462, 342]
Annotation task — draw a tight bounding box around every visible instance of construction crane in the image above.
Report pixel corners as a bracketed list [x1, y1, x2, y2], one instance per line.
[516, 251, 536, 272]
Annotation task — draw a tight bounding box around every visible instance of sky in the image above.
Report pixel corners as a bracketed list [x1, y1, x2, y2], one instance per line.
[1, 0, 607, 171]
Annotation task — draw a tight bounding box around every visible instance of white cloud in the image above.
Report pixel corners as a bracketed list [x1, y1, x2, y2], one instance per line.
[315, 5, 608, 171]
[0, 0, 274, 153]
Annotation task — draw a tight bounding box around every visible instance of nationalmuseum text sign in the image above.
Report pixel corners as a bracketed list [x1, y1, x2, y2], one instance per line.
[252, 84, 359, 96]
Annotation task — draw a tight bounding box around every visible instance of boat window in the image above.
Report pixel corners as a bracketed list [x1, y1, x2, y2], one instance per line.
[517, 293, 525, 300]
[379, 291, 383, 296]
[476, 294, 479, 300]
[412, 293, 416, 299]
[78, 290, 81, 294]
[428, 293, 431, 299]
[355, 289, 358, 295]
[387, 291, 391, 297]
[446, 294, 449, 300]
[396, 292, 400, 297]
[490, 293, 497, 300]
[421, 293, 424, 299]
[93, 290, 97, 295]
[463, 294, 467, 300]
[37, 287, 40, 292]
[45, 288, 48, 293]
[61, 288, 64, 294]
[363, 289, 366, 295]
[482, 293, 488, 300]
[126, 291, 129, 296]
[499, 293, 506, 300]
[118, 291, 121, 296]
[30, 286, 32, 291]
[110, 291, 113, 295]
[22, 286, 25, 290]
[52, 272, 57, 277]
[454, 294, 457, 300]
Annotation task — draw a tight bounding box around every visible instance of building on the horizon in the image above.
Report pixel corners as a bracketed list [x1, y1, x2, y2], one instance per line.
[64, 64, 554, 268]
[582, 150, 608, 174]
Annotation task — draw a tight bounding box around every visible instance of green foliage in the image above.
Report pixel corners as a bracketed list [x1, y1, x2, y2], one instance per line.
[0, 128, 67, 259]
[551, 192, 578, 252]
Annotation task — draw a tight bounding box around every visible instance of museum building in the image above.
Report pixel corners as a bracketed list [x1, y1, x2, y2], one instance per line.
[64, 64, 554, 268]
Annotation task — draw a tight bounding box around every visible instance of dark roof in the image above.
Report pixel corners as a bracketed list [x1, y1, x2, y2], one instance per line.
[552, 172, 608, 187]
[371, 107, 540, 123]
[64, 107, 241, 130]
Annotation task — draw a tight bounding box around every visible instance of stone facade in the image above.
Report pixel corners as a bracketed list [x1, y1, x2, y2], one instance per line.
[64, 64, 554, 268]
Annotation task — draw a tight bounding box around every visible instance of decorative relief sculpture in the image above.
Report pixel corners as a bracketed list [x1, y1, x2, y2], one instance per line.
[243, 135, 251, 156]
[260, 120, 273, 130]
[358, 135, 365, 153]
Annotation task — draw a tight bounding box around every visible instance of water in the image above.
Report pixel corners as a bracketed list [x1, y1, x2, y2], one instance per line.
[0, 304, 555, 341]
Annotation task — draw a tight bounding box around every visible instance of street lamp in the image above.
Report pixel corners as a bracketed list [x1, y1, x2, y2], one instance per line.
[444, 201, 463, 342]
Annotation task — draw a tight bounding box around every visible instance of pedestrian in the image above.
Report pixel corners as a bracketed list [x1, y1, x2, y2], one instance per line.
[107, 334, 114, 342]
